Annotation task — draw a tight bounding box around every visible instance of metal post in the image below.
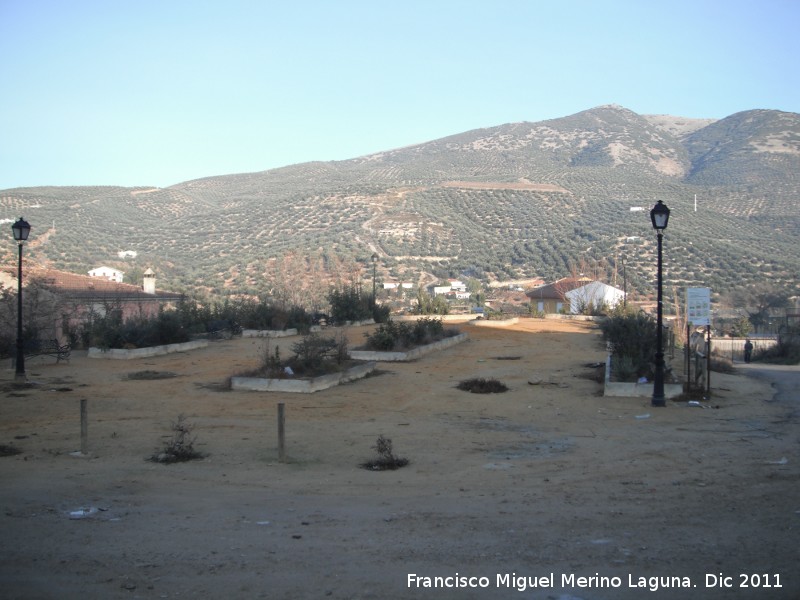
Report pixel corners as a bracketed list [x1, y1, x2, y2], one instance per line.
[652, 231, 666, 407]
[685, 323, 691, 393]
[622, 257, 627, 309]
[277, 402, 286, 462]
[15, 242, 25, 380]
[706, 324, 712, 396]
[80, 399, 88, 455]
[372, 261, 377, 309]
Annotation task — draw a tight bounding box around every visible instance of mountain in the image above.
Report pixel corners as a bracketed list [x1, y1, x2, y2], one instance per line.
[1, 105, 798, 304]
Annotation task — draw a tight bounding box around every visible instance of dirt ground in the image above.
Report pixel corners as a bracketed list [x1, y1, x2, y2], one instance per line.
[0, 318, 797, 600]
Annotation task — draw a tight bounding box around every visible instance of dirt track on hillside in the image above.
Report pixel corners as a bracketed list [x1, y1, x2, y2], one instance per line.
[1, 318, 797, 599]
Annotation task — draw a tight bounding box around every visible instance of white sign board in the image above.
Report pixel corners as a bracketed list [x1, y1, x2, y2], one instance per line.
[686, 287, 711, 326]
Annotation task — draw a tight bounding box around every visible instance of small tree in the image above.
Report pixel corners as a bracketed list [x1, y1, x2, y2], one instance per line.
[327, 284, 373, 324]
[361, 435, 409, 471]
[600, 311, 658, 380]
[414, 290, 450, 315]
[731, 316, 753, 338]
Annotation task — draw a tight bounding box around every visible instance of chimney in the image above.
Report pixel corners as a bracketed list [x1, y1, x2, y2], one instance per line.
[143, 268, 156, 294]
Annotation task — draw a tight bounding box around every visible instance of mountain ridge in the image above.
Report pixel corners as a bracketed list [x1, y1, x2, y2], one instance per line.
[2, 105, 798, 303]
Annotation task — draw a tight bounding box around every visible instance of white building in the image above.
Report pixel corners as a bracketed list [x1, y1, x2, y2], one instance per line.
[88, 266, 124, 283]
[564, 281, 625, 314]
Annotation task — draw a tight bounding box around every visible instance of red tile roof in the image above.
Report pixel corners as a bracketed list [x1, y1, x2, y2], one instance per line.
[526, 277, 593, 300]
[17, 267, 182, 300]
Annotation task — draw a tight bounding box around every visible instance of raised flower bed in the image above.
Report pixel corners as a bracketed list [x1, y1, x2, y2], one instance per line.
[349, 333, 468, 362]
[231, 360, 376, 393]
[88, 340, 208, 360]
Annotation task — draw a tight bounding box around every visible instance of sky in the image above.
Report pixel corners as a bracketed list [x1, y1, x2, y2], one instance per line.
[1, 0, 799, 189]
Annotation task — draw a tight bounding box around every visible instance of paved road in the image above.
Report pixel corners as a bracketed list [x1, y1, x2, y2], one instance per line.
[736, 361, 800, 422]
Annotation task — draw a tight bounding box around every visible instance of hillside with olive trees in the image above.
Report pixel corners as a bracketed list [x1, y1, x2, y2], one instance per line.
[1, 105, 798, 305]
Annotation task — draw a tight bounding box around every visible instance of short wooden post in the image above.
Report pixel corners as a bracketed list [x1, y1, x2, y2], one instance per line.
[277, 402, 286, 462]
[80, 399, 88, 455]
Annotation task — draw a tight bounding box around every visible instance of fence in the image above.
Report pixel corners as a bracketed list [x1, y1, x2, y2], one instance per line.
[710, 337, 777, 362]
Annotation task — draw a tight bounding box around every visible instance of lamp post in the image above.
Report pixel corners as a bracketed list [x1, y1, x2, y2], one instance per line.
[12, 218, 31, 380]
[650, 201, 670, 407]
[371, 253, 378, 309]
[621, 255, 627, 309]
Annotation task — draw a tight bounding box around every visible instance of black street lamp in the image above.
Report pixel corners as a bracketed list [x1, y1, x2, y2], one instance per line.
[621, 255, 627, 309]
[12, 218, 31, 380]
[371, 253, 378, 309]
[650, 201, 670, 407]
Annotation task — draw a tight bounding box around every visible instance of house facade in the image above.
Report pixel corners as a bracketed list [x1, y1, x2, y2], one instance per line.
[88, 266, 124, 283]
[526, 277, 591, 314]
[2, 266, 183, 344]
[527, 277, 623, 314]
[564, 281, 625, 314]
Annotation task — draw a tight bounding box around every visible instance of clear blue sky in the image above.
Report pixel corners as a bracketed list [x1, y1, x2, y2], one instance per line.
[1, 0, 798, 189]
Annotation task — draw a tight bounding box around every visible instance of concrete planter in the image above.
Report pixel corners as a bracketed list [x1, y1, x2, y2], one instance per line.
[241, 320, 375, 338]
[241, 328, 298, 338]
[544, 314, 602, 322]
[349, 332, 468, 362]
[603, 354, 683, 399]
[231, 361, 376, 393]
[471, 317, 519, 327]
[88, 339, 208, 360]
[393, 315, 475, 323]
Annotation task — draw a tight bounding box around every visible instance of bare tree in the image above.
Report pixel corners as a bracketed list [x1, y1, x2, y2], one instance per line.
[725, 284, 790, 333]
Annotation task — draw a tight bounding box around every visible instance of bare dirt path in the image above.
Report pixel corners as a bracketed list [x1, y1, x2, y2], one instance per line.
[1, 319, 797, 599]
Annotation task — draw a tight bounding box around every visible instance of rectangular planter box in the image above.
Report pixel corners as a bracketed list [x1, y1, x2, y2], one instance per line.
[603, 354, 683, 399]
[471, 317, 519, 327]
[231, 361, 376, 393]
[241, 328, 298, 338]
[349, 333, 468, 362]
[88, 339, 208, 360]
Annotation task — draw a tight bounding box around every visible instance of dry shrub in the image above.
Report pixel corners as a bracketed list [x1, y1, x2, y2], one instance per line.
[149, 415, 205, 464]
[360, 435, 409, 471]
[456, 377, 509, 393]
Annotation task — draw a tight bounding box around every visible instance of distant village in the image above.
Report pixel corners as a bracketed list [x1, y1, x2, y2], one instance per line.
[4, 261, 797, 347]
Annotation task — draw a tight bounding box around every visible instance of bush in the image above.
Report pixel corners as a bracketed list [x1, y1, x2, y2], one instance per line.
[289, 333, 340, 374]
[149, 415, 204, 464]
[328, 285, 374, 324]
[757, 332, 800, 364]
[600, 312, 658, 380]
[249, 332, 351, 378]
[84, 308, 190, 349]
[360, 435, 409, 471]
[362, 318, 453, 351]
[413, 290, 450, 315]
[456, 378, 509, 393]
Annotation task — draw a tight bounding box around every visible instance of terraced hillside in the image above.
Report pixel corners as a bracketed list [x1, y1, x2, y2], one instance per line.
[1, 105, 798, 304]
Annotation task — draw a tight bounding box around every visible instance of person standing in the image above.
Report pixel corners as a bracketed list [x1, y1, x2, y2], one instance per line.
[744, 339, 754, 363]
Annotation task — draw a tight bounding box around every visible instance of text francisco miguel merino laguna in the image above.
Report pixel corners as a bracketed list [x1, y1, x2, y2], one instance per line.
[408, 572, 783, 592]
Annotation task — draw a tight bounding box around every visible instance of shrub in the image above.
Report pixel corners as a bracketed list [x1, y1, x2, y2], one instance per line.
[0, 444, 22, 457]
[244, 333, 352, 379]
[85, 308, 191, 349]
[328, 285, 373, 324]
[456, 377, 509, 393]
[362, 318, 453, 351]
[360, 435, 409, 471]
[289, 333, 340, 374]
[600, 312, 658, 380]
[150, 415, 204, 464]
[757, 331, 800, 364]
[413, 290, 450, 315]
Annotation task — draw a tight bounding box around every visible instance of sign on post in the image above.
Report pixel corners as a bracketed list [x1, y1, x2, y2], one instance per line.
[686, 287, 711, 326]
